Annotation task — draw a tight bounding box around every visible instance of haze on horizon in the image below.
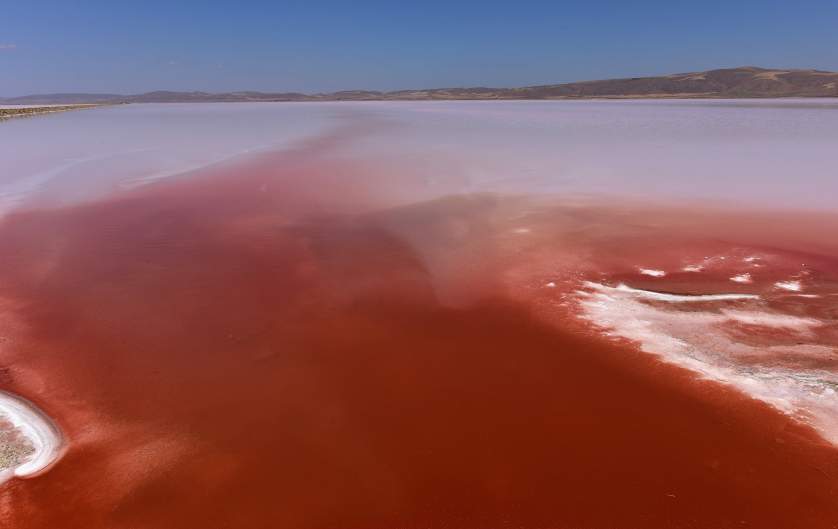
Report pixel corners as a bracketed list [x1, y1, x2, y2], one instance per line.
[2, 0, 838, 97]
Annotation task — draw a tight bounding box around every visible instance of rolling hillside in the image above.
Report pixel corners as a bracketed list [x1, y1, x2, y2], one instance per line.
[3, 67, 836, 104]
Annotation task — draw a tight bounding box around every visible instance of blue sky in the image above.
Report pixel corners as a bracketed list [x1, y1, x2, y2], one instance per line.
[2, 0, 838, 95]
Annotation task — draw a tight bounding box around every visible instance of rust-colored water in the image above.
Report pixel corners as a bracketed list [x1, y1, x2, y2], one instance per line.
[1, 130, 837, 528]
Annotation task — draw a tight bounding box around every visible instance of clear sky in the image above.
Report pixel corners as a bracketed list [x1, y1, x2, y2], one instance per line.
[2, 0, 838, 96]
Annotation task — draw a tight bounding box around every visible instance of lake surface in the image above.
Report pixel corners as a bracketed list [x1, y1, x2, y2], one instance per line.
[1, 100, 837, 529]
[2, 100, 838, 214]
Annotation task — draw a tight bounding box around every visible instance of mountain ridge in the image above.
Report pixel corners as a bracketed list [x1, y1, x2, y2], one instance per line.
[3, 67, 837, 104]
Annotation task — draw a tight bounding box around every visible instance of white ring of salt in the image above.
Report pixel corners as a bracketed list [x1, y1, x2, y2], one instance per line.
[0, 390, 64, 479]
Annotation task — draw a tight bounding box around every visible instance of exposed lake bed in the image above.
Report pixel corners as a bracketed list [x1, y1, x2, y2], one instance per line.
[0, 391, 64, 482]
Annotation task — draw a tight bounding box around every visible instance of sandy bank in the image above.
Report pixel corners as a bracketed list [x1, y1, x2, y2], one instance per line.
[0, 105, 103, 121]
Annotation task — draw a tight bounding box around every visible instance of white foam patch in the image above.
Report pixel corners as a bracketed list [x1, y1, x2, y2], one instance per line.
[0, 391, 64, 481]
[682, 264, 704, 272]
[584, 282, 759, 303]
[775, 280, 802, 292]
[720, 309, 822, 331]
[576, 282, 838, 445]
[730, 273, 752, 284]
[638, 268, 666, 277]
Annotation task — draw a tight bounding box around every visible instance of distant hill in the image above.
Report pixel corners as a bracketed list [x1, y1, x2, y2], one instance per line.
[509, 66, 838, 99]
[3, 67, 837, 104]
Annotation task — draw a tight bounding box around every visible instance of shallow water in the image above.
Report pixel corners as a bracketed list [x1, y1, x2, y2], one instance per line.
[1, 100, 837, 528]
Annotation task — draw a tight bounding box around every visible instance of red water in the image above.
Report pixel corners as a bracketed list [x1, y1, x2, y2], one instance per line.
[1, 132, 838, 528]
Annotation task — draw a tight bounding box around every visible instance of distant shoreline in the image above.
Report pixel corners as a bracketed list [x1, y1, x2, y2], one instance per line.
[0, 104, 104, 121]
